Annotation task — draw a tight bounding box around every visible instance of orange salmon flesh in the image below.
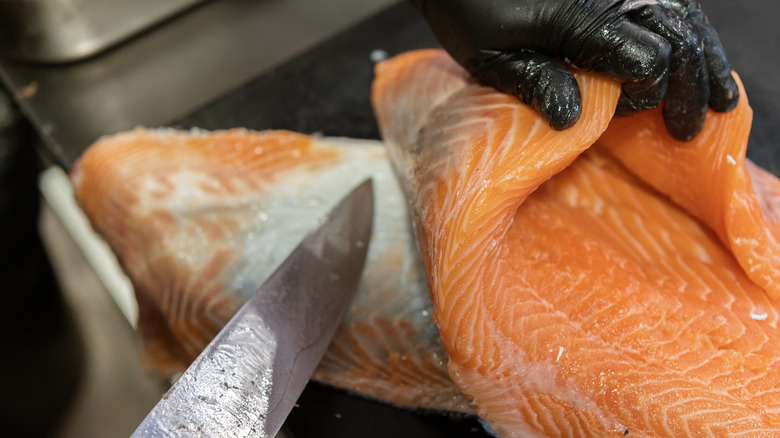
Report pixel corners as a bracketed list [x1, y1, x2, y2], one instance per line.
[372, 49, 780, 437]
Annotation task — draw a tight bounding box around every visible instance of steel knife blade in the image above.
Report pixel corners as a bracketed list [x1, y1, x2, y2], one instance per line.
[131, 179, 374, 437]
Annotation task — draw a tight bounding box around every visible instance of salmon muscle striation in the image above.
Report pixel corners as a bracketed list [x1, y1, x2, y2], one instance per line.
[71, 127, 473, 413]
[598, 79, 780, 299]
[372, 49, 780, 436]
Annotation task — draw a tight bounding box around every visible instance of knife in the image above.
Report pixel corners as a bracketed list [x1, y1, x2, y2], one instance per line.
[131, 179, 374, 438]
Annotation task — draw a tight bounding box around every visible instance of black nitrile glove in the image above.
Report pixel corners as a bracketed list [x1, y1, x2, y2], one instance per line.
[411, 0, 739, 141]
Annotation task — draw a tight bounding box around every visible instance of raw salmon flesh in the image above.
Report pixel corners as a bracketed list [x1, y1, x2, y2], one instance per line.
[71, 128, 471, 413]
[372, 49, 780, 436]
[70, 47, 780, 437]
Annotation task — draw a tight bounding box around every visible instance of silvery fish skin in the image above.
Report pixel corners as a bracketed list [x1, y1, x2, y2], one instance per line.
[70, 128, 473, 414]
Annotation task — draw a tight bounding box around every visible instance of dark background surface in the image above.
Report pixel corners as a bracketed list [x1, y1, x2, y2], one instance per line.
[173, 2, 434, 141]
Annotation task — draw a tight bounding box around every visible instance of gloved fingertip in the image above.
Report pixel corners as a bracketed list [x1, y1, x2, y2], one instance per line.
[536, 70, 582, 131]
[546, 98, 581, 130]
[615, 93, 654, 118]
[481, 52, 582, 131]
[663, 114, 705, 142]
[709, 74, 740, 113]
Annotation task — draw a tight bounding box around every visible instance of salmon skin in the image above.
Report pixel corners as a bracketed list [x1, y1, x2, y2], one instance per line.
[372, 49, 780, 437]
[71, 128, 472, 413]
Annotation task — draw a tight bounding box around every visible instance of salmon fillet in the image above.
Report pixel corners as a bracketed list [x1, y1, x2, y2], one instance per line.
[71, 48, 780, 435]
[599, 101, 780, 299]
[71, 128, 471, 413]
[372, 49, 780, 436]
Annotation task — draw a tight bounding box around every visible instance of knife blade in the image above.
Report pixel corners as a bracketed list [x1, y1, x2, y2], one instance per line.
[131, 179, 374, 438]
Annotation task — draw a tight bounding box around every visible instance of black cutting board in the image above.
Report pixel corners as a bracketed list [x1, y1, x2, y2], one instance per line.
[173, 1, 780, 436]
[174, 2, 433, 140]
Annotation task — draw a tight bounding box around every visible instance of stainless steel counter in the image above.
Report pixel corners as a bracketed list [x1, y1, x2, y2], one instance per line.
[0, 0, 207, 63]
[0, 0, 398, 166]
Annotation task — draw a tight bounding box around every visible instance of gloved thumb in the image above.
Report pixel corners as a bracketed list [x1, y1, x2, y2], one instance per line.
[471, 51, 582, 130]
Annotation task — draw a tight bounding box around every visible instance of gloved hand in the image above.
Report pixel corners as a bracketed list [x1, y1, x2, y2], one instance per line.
[411, 0, 739, 141]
